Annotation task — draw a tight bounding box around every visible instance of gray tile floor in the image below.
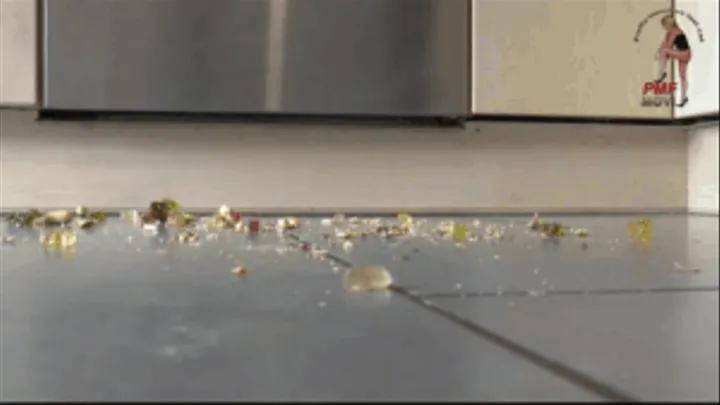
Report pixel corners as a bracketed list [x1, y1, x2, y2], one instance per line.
[1, 214, 718, 401]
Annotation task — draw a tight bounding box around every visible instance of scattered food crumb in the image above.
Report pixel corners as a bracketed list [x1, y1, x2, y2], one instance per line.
[232, 266, 248, 277]
[218, 205, 232, 217]
[77, 218, 97, 230]
[573, 228, 590, 237]
[397, 213, 413, 224]
[1, 236, 16, 245]
[343, 265, 393, 292]
[672, 262, 701, 274]
[176, 231, 199, 244]
[75, 205, 89, 217]
[40, 230, 77, 250]
[43, 210, 73, 226]
[628, 219, 652, 243]
[527, 213, 542, 230]
[279, 217, 300, 230]
[452, 223, 468, 241]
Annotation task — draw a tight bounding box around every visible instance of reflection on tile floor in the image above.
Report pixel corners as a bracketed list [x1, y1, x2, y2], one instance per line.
[432, 292, 719, 402]
[1, 214, 718, 401]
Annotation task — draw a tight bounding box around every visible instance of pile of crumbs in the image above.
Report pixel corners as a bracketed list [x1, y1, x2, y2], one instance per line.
[4, 203, 690, 289]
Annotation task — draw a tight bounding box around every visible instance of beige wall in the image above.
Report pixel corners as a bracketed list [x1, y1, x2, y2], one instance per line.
[0, 111, 687, 212]
[688, 124, 719, 214]
[471, 0, 673, 118]
[0, 0, 37, 106]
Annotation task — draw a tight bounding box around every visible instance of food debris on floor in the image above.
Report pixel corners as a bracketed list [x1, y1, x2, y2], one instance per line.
[538, 222, 566, 238]
[343, 265, 394, 292]
[628, 218, 653, 243]
[176, 230, 199, 245]
[573, 228, 590, 237]
[40, 229, 78, 250]
[171, 213, 197, 227]
[7, 209, 43, 227]
[42, 210, 74, 226]
[278, 217, 301, 230]
[1, 236, 16, 245]
[122, 209, 142, 226]
[248, 219, 261, 233]
[232, 266, 248, 277]
[672, 262, 701, 274]
[75, 205, 89, 217]
[76, 218, 97, 229]
[452, 223, 468, 242]
[3, 205, 693, 303]
[528, 213, 542, 230]
[525, 213, 592, 241]
[397, 213, 413, 224]
[332, 213, 345, 224]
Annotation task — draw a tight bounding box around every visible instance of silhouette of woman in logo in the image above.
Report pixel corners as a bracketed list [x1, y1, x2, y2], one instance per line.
[655, 15, 691, 107]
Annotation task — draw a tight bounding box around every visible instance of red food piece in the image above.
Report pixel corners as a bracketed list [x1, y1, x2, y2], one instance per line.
[232, 212, 242, 222]
[248, 220, 261, 233]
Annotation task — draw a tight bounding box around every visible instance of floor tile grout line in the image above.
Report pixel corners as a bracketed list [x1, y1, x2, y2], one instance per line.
[419, 285, 720, 299]
[387, 285, 638, 402]
[286, 233, 638, 402]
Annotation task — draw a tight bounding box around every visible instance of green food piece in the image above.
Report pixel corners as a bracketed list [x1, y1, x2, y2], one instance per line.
[162, 198, 181, 213]
[540, 222, 566, 238]
[89, 211, 108, 222]
[174, 214, 196, 227]
[11, 209, 43, 227]
[150, 201, 170, 223]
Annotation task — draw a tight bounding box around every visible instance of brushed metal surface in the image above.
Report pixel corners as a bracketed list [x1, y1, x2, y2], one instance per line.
[0, 0, 38, 106]
[42, 0, 470, 116]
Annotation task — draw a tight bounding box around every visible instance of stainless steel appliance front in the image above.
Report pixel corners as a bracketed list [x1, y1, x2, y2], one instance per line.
[42, 0, 469, 116]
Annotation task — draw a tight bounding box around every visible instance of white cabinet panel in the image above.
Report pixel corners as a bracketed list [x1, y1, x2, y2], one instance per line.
[674, 0, 719, 118]
[688, 124, 719, 214]
[471, 0, 673, 118]
[0, 0, 38, 106]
